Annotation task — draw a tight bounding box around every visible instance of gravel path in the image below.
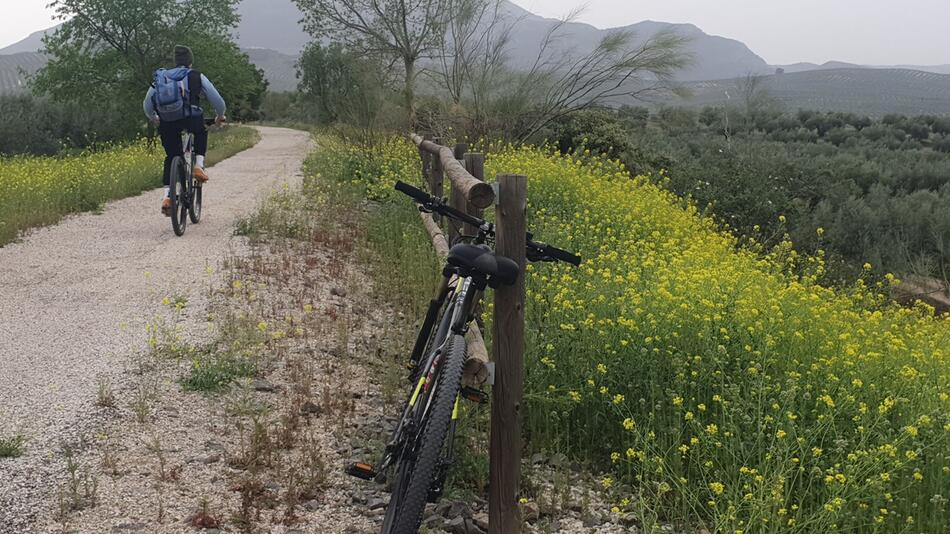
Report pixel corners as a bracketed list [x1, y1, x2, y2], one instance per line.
[0, 126, 312, 533]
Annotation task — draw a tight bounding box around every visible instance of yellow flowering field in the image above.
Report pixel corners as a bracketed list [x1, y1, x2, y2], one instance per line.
[0, 127, 259, 246]
[310, 136, 950, 532]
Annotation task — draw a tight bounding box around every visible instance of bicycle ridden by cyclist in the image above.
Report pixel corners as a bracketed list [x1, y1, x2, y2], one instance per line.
[143, 45, 227, 215]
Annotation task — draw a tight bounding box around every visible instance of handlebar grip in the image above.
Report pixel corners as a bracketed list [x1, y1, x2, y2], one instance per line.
[533, 242, 581, 266]
[546, 245, 582, 266]
[394, 181, 433, 203]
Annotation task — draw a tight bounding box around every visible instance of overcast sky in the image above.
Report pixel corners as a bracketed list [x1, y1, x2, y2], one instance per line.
[2, 0, 948, 66]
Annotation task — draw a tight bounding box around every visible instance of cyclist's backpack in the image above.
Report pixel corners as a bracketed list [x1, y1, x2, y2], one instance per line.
[152, 67, 202, 122]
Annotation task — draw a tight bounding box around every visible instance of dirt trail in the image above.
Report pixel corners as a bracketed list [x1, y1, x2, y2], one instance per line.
[0, 127, 312, 532]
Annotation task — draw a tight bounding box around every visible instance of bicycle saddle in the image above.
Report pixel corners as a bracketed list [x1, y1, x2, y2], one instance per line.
[447, 244, 519, 287]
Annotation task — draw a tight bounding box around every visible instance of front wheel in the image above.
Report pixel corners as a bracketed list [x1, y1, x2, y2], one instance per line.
[382, 333, 467, 534]
[169, 156, 188, 236]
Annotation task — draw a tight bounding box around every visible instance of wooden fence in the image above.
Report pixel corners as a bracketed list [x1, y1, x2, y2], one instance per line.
[409, 133, 527, 533]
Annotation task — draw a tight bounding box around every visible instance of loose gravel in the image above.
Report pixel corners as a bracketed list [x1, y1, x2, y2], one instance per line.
[0, 127, 312, 533]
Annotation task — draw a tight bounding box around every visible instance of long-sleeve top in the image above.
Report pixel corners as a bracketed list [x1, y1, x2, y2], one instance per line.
[143, 73, 226, 120]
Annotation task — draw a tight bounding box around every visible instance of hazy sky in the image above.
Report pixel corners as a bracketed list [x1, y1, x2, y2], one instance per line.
[515, 0, 950, 65]
[1, 0, 948, 66]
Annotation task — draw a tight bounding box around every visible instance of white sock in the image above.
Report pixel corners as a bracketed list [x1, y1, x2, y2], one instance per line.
[163, 187, 170, 199]
[196, 155, 205, 168]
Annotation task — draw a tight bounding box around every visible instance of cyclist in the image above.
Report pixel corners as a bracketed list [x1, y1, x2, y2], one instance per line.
[143, 45, 227, 215]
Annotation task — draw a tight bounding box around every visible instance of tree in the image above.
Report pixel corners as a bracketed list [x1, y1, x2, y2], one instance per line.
[32, 0, 265, 126]
[430, 4, 689, 140]
[188, 33, 269, 121]
[734, 73, 779, 131]
[297, 42, 389, 128]
[293, 0, 451, 126]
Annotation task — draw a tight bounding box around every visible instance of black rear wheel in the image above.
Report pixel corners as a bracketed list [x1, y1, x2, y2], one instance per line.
[189, 183, 202, 223]
[381, 333, 467, 534]
[170, 156, 188, 236]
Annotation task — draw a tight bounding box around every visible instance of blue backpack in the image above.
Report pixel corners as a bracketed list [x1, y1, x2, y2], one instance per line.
[152, 67, 201, 122]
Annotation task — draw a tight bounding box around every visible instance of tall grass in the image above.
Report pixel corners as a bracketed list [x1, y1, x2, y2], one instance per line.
[0, 126, 260, 246]
[307, 135, 950, 532]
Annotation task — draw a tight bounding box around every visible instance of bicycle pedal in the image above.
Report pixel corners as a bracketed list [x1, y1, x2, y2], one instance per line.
[461, 387, 489, 404]
[346, 462, 377, 481]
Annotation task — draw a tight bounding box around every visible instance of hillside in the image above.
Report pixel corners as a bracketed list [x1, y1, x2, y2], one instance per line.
[0, 52, 45, 93]
[244, 48, 298, 92]
[669, 68, 950, 116]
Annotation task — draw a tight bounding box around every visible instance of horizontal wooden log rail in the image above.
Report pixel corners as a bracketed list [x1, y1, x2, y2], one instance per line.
[410, 134, 495, 209]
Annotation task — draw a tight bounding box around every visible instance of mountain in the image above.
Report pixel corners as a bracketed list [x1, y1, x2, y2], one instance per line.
[2, 0, 950, 117]
[244, 48, 298, 92]
[775, 61, 950, 76]
[0, 26, 57, 55]
[775, 61, 862, 73]
[667, 68, 950, 117]
[0, 52, 46, 94]
[0, 0, 770, 85]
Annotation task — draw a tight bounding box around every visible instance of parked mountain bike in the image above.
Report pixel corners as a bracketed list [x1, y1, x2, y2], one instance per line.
[168, 118, 216, 236]
[348, 180, 581, 534]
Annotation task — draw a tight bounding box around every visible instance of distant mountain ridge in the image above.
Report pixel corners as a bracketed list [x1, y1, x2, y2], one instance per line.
[2, 0, 949, 115]
[775, 61, 950, 76]
[0, 0, 773, 85]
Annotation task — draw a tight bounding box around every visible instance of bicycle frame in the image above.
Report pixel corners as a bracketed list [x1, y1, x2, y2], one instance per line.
[376, 265, 483, 478]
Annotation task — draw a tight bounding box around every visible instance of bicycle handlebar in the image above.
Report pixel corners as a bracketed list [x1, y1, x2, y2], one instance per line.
[395, 181, 581, 266]
[527, 239, 582, 266]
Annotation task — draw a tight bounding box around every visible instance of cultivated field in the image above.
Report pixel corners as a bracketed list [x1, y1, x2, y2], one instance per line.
[670, 68, 950, 116]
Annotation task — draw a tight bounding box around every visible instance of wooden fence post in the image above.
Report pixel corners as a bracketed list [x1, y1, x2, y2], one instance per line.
[430, 137, 444, 225]
[463, 153, 485, 237]
[448, 143, 469, 243]
[489, 173, 527, 534]
[420, 134, 433, 186]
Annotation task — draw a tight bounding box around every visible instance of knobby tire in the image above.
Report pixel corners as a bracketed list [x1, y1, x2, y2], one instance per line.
[382, 333, 467, 534]
[170, 156, 188, 236]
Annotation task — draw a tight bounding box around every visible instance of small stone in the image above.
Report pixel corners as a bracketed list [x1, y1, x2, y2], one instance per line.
[548, 452, 568, 468]
[304, 500, 321, 512]
[444, 516, 466, 534]
[473, 512, 489, 530]
[201, 454, 221, 465]
[331, 287, 347, 297]
[423, 515, 443, 528]
[368, 497, 387, 510]
[204, 440, 226, 452]
[442, 501, 469, 519]
[522, 501, 540, 521]
[583, 514, 602, 527]
[111, 523, 147, 533]
[300, 401, 322, 416]
[620, 513, 639, 526]
[351, 493, 368, 505]
[253, 379, 277, 392]
[530, 452, 546, 465]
